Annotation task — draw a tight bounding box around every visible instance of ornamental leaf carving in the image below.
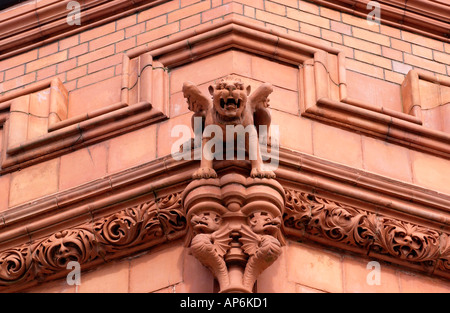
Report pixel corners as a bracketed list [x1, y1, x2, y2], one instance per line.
[33, 229, 97, 278]
[0, 192, 186, 290]
[0, 247, 32, 284]
[283, 188, 450, 273]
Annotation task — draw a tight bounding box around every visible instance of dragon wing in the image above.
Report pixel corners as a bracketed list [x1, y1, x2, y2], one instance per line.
[239, 225, 261, 256]
[211, 225, 232, 257]
[182, 81, 211, 113]
[248, 83, 273, 134]
[248, 82, 273, 112]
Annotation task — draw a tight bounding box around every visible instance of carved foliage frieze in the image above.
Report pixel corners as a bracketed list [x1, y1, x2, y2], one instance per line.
[0, 192, 186, 290]
[283, 189, 450, 274]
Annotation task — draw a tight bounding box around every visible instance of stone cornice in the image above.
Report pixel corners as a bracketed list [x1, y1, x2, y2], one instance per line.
[311, 0, 450, 42]
[0, 0, 447, 63]
[0, 0, 168, 60]
[0, 147, 449, 291]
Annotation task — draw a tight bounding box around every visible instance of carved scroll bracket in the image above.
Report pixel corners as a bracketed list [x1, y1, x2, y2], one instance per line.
[182, 173, 285, 293]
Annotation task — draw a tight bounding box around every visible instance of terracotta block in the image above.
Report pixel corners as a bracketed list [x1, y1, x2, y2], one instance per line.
[38, 42, 59, 58]
[116, 13, 137, 30]
[341, 12, 379, 32]
[412, 44, 433, 60]
[286, 8, 326, 29]
[343, 36, 381, 55]
[125, 22, 146, 38]
[182, 249, 215, 293]
[168, 1, 211, 23]
[116, 37, 136, 53]
[77, 45, 115, 66]
[80, 22, 116, 43]
[257, 246, 296, 293]
[57, 58, 77, 74]
[271, 109, 313, 155]
[380, 24, 401, 38]
[76, 67, 115, 89]
[68, 43, 88, 59]
[27, 91, 50, 141]
[36, 65, 57, 81]
[136, 22, 180, 46]
[89, 31, 124, 51]
[137, 0, 179, 23]
[169, 50, 252, 93]
[5, 65, 25, 81]
[156, 112, 193, 158]
[330, 20, 351, 35]
[354, 50, 392, 70]
[411, 151, 450, 195]
[381, 46, 403, 62]
[401, 30, 444, 52]
[0, 49, 37, 72]
[404, 53, 446, 74]
[342, 256, 400, 293]
[68, 76, 122, 117]
[8, 73, 37, 92]
[362, 136, 413, 182]
[180, 14, 201, 30]
[129, 242, 184, 293]
[300, 22, 321, 37]
[398, 272, 450, 293]
[286, 242, 343, 293]
[0, 174, 10, 212]
[87, 54, 123, 74]
[346, 58, 384, 80]
[434, 50, 450, 65]
[352, 27, 390, 47]
[59, 34, 80, 51]
[78, 260, 129, 293]
[312, 121, 363, 169]
[392, 61, 412, 75]
[26, 51, 67, 73]
[251, 55, 298, 91]
[202, 2, 243, 22]
[384, 69, 406, 85]
[390, 38, 412, 54]
[264, 1, 286, 16]
[321, 28, 343, 44]
[67, 66, 87, 81]
[320, 6, 341, 21]
[108, 124, 157, 173]
[59, 143, 108, 190]
[9, 159, 59, 207]
[8, 95, 30, 149]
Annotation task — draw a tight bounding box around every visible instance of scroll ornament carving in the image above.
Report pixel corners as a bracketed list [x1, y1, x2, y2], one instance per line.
[0, 192, 186, 290]
[283, 189, 450, 273]
[183, 174, 286, 293]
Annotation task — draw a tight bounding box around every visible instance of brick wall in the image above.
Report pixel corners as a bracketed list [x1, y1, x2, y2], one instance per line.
[0, 0, 449, 97]
[0, 0, 449, 293]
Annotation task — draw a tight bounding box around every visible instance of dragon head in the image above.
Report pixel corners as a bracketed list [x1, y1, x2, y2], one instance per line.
[248, 211, 281, 236]
[209, 78, 251, 124]
[190, 211, 222, 234]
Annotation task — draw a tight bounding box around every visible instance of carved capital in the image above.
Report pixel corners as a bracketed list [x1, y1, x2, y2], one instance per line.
[182, 173, 285, 293]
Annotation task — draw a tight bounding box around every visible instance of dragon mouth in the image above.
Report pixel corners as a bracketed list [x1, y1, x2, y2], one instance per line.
[220, 97, 241, 110]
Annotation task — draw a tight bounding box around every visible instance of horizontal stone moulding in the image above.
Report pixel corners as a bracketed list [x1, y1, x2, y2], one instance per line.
[0, 146, 448, 290]
[0, 0, 168, 60]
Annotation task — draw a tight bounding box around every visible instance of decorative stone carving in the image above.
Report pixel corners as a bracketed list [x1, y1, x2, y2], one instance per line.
[0, 192, 186, 290]
[283, 188, 450, 274]
[182, 174, 285, 293]
[182, 77, 275, 179]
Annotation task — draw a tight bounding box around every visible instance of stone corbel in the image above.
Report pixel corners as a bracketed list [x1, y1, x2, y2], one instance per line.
[182, 174, 285, 293]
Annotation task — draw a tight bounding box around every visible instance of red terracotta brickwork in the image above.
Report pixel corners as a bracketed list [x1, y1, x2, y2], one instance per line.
[0, 0, 448, 293]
